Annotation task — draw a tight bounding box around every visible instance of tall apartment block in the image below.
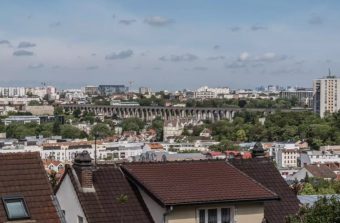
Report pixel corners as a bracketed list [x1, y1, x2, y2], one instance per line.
[313, 72, 340, 118]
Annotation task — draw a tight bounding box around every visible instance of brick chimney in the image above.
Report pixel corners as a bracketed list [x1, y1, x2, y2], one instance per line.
[73, 151, 94, 189]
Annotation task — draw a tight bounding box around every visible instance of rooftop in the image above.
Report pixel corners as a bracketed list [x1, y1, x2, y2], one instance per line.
[122, 160, 278, 206]
[0, 152, 61, 223]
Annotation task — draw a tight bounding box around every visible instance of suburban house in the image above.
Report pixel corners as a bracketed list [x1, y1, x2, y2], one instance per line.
[230, 158, 300, 223]
[122, 160, 279, 223]
[288, 164, 337, 182]
[0, 152, 62, 223]
[55, 151, 154, 223]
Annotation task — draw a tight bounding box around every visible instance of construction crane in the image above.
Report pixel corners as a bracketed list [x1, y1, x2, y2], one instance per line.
[128, 80, 134, 92]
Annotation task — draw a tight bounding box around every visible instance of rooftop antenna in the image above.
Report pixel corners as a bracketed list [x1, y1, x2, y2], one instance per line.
[329, 68, 332, 77]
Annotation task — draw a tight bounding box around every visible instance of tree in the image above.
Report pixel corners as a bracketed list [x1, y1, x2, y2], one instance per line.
[52, 121, 61, 135]
[28, 100, 41, 106]
[54, 106, 64, 115]
[61, 125, 82, 139]
[73, 109, 81, 118]
[300, 183, 316, 195]
[90, 123, 112, 138]
[287, 196, 340, 223]
[235, 129, 247, 142]
[48, 170, 58, 189]
[121, 118, 145, 132]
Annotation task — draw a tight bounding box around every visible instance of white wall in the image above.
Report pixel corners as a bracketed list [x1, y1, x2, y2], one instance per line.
[56, 174, 87, 223]
[138, 187, 166, 223]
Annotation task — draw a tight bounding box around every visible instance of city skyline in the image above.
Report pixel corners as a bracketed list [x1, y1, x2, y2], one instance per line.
[1, 0, 340, 90]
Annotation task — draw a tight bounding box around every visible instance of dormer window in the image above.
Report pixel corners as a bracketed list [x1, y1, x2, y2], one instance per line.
[2, 196, 30, 221]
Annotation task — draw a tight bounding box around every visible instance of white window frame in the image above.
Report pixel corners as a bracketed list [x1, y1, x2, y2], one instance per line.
[196, 206, 234, 223]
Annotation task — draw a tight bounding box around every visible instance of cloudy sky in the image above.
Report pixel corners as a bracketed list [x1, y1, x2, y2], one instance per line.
[0, 0, 339, 90]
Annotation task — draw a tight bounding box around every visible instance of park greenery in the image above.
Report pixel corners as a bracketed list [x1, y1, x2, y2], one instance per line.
[298, 177, 340, 195]
[182, 111, 340, 150]
[287, 196, 340, 223]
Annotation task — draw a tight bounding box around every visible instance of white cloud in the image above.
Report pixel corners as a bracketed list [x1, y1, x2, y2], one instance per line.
[105, 49, 133, 60]
[144, 16, 173, 27]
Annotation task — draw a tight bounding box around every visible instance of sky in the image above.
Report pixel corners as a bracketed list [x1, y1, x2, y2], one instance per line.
[0, 0, 340, 90]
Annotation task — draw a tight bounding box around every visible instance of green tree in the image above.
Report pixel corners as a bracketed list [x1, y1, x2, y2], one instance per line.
[300, 183, 316, 195]
[235, 129, 247, 142]
[121, 118, 145, 132]
[52, 121, 61, 135]
[28, 100, 41, 106]
[73, 109, 81, 118]
[61, 125, 82, 139]
[90, 123, 112, 138]
[54, 106, 64, 115]
[287, 196, 340, 223]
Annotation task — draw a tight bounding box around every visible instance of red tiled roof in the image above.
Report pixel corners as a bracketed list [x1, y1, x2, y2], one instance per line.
[305, 164, 337, 179]
[59, 165, 153, 223]
[0, 152, 61, 223]
[230, 158, 300, 223]
[122, 160, 278, 206]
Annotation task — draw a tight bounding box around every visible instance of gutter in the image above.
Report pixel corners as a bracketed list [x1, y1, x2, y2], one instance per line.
[163, 206, 173, 223]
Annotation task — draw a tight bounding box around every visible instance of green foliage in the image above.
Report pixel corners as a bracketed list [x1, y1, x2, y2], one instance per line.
[149, 117, 164, 141]
[28, 100, 41, 106]
[298, 178, 340, 195]
[61, 125, 82, 139]
[121, 118, 145, 132]
[90, 123, 112, 138]
[5, 122, 55, 138]
[287, 196, 340, 223]
[300, 183, 316, 195]
[209, 141, 241, 152]
[72, 108, 81, 118]
[48, 170, 58, 189]
[54, 106, 64, 115]
[203, 111, 340, 148]
[52, 121, 61, 135]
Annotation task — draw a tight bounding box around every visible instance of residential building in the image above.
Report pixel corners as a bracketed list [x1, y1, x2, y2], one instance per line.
[194, 86, 230, 99]
[300, 150, 340, 167]
[271, 143, 300, 168]
[3, 115, 41, 126]
[139, 87, 152, 95]
[0, 87, 26, 97]
[288, 164, 337, 182]
[313, 73, 340, 118]
[123, 161, 278, 223]
[84, 85, 98, 95]
[55, 151, 153, 223]
[98, 85, 128, 96]
[0, 152, 62, 222]
[279, 88, 313, 107]
[230, 158, 300, 223]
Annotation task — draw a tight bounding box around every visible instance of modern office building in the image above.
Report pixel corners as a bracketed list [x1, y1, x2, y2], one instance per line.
[313, 72, 340, 118]
[98, 85, 128, 96]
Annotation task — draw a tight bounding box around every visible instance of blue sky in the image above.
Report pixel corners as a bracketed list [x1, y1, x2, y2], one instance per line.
[0, 0, 339, 90]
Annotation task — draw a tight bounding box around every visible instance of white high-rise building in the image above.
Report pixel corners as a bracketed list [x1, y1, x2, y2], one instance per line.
[313, 72, 340, 118]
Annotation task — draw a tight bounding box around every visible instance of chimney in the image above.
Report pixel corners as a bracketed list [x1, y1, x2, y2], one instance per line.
[252, 142, 265, 158]
[73, 151, 94, 189]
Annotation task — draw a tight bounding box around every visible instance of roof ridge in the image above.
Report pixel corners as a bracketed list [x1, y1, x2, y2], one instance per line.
[226, 160, 279, 198]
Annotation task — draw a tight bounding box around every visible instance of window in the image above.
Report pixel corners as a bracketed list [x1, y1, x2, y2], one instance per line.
[221, 208, 231, 223]
[208, 209, 218, 223]
[197, 207, 233, 223]
[78, 215, 84, 223]
[2, 196, 30, 220]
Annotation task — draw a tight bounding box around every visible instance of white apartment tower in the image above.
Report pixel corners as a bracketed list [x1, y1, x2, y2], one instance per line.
[313, 71, 340, 118]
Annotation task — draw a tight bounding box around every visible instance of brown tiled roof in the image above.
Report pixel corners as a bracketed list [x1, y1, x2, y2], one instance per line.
[230, 158, 300, 223]
[0, 152, 61, 223]
[305, 164, 337, 179]
[59, 165, 154, 223]
[122, 160, 278, 206]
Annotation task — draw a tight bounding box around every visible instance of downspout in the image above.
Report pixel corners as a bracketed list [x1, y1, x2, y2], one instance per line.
[163, 206, 173, 223]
